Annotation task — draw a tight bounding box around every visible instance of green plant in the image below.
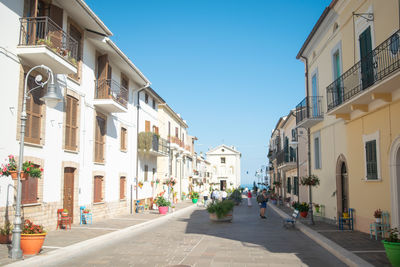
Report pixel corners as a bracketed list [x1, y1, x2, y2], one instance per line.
[22, 161, 43, 178]
[374, 209, 382, 218]
[228, 189, 242, 202]
[207, 200, 234, 219]
[83, 208, 90, 213]
[70, 58, 77, 66]
[314, 203, 320, 208]
[1, 156, 43, 178]
[1, 155, 17, 176]
[190, 191, 199, 199]
[297, 202, 309, 212]
[273, 181, 281, 187]
[138, 132, 158, 151]
[22, 219, 45, 234]
[300, 175, 320, 186]
[155, 196, 171, 207]
[386, 228, 399, 243]
[0, 222, 12, 235]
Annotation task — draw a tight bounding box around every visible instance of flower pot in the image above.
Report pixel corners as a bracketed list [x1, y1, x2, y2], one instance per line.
[300, 211, 308, 218]
[375, 218, 382, 223]
[343, 212, 349, 218]
[0, 234, 11, 244]
[209, 212, 233, 222]
[315, 207, 320, 213]
[158, 206, 168, 214]
[192, 198, 198, 204]
[383, 241, 400, 267]
[9, 171, 27, 180]
[20, 233, 47, 255]
[61, 212, 68, 217]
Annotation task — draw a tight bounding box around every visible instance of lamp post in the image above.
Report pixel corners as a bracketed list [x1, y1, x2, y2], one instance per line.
[9, 65, 62, 259]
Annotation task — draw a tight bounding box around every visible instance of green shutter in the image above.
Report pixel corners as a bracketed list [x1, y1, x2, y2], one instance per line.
[365, 140, 377, 179]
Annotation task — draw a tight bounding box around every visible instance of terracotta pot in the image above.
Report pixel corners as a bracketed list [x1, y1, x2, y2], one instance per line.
[9, 171, 27, 180]
[20, 233, 47, 255]
[300, 211, 308, 218]
[0, 234, 11, 244]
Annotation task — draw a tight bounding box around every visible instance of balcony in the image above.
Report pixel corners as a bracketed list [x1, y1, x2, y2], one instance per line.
[326, 30, 400, 117]
[93, 79, 128, 113]
[138, 132, 169, 157]
[276, 148, 296, 171]
[296, 96, 323, 128]
[17, 17, 78, 74]
[168, 136, 182, 150]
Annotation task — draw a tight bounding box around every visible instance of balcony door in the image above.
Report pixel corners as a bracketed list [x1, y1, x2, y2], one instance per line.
[359, 26, 374, 89]
[333, 50, 342, 106]
[63, 167, 75, 222]
[311, 73, 319, 117]
[97, 54, 112, 99]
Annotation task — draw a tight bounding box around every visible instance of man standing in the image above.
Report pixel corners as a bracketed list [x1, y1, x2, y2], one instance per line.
[257, 189, 269, 219]
[221, 190, 227, 201]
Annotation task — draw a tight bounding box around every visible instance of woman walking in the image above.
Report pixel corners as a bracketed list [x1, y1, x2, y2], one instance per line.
[247, 190, 252, 207]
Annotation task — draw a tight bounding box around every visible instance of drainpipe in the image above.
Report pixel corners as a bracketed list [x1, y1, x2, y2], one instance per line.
[133, 83, 150, 213]
[300, 55, 314, 225]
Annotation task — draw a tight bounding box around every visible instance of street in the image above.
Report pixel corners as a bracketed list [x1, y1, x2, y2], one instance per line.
[47, 198, 345, 267]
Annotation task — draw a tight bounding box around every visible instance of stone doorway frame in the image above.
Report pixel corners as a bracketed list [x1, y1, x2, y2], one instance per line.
[335, 154, 348, 219]
[389, 135, 400, 228]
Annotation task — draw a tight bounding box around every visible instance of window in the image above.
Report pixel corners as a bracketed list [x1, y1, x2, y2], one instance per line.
[68, 22, 83, 82]
[168, 121, 171, 137]
[25, 74, 44, 144]
[365, 140, 378, 180]
[145, 93, 148, 104]
[291, 129, 297, 142]
[22, 165, 39, 204]
[293, 177, 299, 196]
[152, 99, 156, 109]
[314, 132, 321, 169]
[145, 120, 150, 132]
[120, 176, 126, 200]
[120, 127, 127, 151]
[120, 74, 129, 104]
[287, 177, 291, 193]
[144, 165, 148, 181]
[93, 176, 103, 203]
[65, 95, 79, 151]
[221, 157, 226, 164]
[94, 113, 106, 163]
[175, 127, 179, 138]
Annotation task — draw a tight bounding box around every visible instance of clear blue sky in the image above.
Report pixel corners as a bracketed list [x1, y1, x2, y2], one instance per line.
[85, 0, 331, 186]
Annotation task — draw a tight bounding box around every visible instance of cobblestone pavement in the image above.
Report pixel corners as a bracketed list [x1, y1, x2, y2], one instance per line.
[275, 203, 391, 267]
[46, 197, 345, 267]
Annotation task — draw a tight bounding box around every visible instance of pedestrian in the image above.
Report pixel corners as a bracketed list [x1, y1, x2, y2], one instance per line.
[203, 190, 209, 206]
[256, 189, 269, 219]
[247, 190, 252, 207]
[221, 190, 227, 201]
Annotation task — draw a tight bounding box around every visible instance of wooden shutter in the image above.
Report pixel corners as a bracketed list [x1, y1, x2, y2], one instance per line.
[22, 167, 39, 205]
[155, 126, 159, 135]
[94, 114, 106, 163]
[65, 95, 78, 150]
[144, 165, 148, 181]
[25, 75, 43, 144]
[48, 4, 63, 49]
[175, 127, 178, 138]
[121, 127, 127, 150]
[68, 23, 83, 81]
[94, 176, 103, 203]
[366, 140, 377, 179]
[145, 121, 150, 132]
[97, 55, 110, 99]
[120, 177, 125, 200]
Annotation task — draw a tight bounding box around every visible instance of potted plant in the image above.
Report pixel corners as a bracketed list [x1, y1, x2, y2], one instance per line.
[171, 205, 176, 212]
[138, 181, 143, 189]
[0, 222, 12, 244]
[207, 200, 234, 222]
[300, 174, 320, 187]
[190, 191, 199, 203]
[383, 228, 400, 267]
[374, 209, 382, 223]
[228, 189, 242, 205]
[83, 208, 90, 214]
[297, 202, 309, 218]
[314, 203, 320, 213]
[61, 209, 68, 217]
[151, 180, 155, 187]
[20, 219, 46, 255]
[0, 155, 43, 180]
[156, 178, 160, 184]
[342, 208, 349, 218]
[155, 196, 171, 215]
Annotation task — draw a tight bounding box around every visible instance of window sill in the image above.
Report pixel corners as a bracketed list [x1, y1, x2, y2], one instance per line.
[93, 202, 104, 205]
[364, 178, 382, 182]
[24, 142, 43, 149]
[22, 203, 41, 208]
[94, 161, 105, 165]
[120, 199, 126, 202]
[64, 149, 79, 154]
[120, 149, 128, 153]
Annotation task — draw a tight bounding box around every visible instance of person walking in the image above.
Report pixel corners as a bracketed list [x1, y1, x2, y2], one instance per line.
[257, 189, 269, 219]
[247, 190, 252, 207]
[221, 190, 227, 201]
[203, 190, 209, 206]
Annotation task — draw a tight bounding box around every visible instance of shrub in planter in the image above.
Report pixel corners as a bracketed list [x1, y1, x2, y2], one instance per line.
[0, 222, 12, 244]
[374, 209, 383, 223]
[20, 219, 46, 255]
[155, 196, 171, 214]
[207, 200, 234, 221]
[383, 228, 400, 267]
[228, 189, 242, 205]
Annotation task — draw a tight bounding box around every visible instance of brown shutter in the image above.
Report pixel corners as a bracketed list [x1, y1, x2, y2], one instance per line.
[25, 75, 43, 144]
[48, 4, 63, 49]
[21, 168, 39, 205]
[155, 127, 159, 135]
[94, 176, 103, 203]
[49, 4, 63, 28]
[71, 98, 78, 149]
[121, 127, 127, 150]
[145, 121, 150, 132]
[97, 55, 110, 99]
[120, 177, 125, 199]
[175, 127, 178, 138]
[65, 96, 71, 149]
[94, 114, 106, 163]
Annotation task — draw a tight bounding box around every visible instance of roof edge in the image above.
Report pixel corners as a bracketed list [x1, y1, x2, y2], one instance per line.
[76, 0, 113, 36]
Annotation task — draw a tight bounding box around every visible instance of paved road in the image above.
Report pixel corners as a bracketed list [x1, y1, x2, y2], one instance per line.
[44, 198, 346, 267]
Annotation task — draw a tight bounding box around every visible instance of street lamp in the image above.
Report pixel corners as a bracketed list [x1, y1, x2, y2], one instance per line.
[9, 65, 62, 259]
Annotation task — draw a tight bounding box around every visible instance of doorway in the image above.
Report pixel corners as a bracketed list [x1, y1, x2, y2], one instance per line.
[390, 137, 400, 228]
[220, 180, 226, 191]
[63, 167, 75, 222]
[336, 155, 348, 218]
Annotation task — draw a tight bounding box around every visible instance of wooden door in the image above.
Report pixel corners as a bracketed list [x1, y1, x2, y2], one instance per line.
[48, 4, 63, 49]
[63, 167, 75, 222]
[97, 54, 110, 99]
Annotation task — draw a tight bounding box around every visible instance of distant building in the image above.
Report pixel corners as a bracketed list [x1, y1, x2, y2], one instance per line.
[206, 145, 241, 190]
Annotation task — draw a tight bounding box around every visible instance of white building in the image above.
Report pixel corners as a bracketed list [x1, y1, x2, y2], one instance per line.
[206, 145, 241, 190]
[0, 0, 160, 228]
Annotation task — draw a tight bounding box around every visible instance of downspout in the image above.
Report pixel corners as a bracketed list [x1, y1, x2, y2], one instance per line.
[134, 83, 150, 213]
[300, 54, 314, 224]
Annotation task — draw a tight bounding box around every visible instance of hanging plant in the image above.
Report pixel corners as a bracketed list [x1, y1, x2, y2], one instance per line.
[138, 181, 144, 189]
[300, 175, 320, 187]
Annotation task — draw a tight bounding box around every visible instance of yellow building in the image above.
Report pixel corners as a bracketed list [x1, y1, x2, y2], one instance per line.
[297, 0, 400, 232]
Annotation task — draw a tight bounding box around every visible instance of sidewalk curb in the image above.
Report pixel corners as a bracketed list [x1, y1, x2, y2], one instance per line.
[6, 204, 198, 267]
[268, 203, 373, 267]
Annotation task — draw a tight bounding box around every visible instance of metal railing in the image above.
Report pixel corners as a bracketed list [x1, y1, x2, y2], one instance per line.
[158, 137, 169, 155]
[296, 96, 323, 125]
[327, 29, 400, 111]
[168, 136, 182, 147]
[276, 147, 296, 166]
[95, 79, 128, 108]
[19, 17, 78, 65]
[138, 132, 169, 155]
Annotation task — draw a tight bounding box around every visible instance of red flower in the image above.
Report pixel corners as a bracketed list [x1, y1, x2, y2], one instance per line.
[27, 168, 30, 171]
[40, 168, 43, 172]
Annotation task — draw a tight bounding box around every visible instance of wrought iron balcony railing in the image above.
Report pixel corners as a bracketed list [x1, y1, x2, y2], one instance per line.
[327, 29, 400, 111]
[276, 148, 296, 166]
[296, 96, 323, 125]
[18, 17, 78, 65]
[95, 79, 128, 108]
